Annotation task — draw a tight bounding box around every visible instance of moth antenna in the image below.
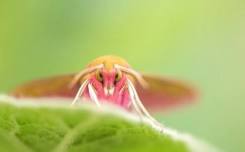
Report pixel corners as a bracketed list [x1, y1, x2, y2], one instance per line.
[88, 83, 101, 107]
[71, 79, 89, 106]
[70, 64, 104, 88]
[127, 79, 164, 131]
[114, 64, 148, 89]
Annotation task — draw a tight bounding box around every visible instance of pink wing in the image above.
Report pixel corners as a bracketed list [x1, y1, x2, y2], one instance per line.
[11, 73, 197, 112]
[136, 74, 197, 113]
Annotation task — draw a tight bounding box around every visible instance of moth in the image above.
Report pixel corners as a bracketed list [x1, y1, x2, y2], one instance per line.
[12, 55, 196, 130]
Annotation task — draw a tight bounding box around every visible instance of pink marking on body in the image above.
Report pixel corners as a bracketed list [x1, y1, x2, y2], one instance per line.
[82, 69, 131, 109]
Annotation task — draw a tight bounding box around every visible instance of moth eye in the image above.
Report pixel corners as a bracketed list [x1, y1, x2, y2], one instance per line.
[96, 71, 103, 83]
[115, 71, 122, 83]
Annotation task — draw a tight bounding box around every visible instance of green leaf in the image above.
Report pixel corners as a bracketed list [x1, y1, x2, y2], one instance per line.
[0, 98, 190, 152]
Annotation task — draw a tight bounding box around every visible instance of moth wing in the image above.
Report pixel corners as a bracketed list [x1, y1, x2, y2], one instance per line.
[135, 74, 197, 113]
[11, 74, 80, 98]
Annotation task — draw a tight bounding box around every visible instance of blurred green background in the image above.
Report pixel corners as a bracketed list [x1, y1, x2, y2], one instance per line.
[0, 0, 244, 151]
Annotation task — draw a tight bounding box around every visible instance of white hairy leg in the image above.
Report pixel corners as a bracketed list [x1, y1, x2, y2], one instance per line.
[127, 79, 164, 132]
[71, 79, 89, 106]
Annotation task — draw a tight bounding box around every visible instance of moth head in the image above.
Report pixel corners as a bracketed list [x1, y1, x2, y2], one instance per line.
[90, 65, 127, 96]
[70, 55, 147, 98]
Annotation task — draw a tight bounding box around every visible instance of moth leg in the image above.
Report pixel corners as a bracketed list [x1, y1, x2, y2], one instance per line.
[71, 79, 89, 106]
[88, 83, 101, 107]
[127, 80, 152, 126]
[127, 79, 164, 132]
[127, 86, 145, 123]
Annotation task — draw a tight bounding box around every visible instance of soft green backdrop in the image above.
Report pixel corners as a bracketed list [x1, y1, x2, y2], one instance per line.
[0, 0, 244, 151]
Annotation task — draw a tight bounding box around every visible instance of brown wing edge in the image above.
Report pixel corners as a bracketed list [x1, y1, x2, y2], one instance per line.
[10, 74, 80, 98]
